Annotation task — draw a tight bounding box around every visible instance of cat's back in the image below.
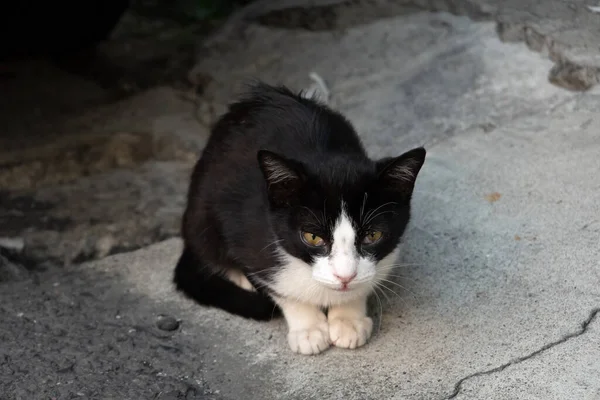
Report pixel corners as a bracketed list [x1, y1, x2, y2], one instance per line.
[206, 83, 365, 163]
[190, 83, 367, 206]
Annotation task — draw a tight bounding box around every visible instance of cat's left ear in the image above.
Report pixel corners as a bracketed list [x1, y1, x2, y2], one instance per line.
[257, 150, 306, 206]
[376, 147, 426, 195]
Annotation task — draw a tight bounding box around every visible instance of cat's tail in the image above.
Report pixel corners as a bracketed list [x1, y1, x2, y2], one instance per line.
[173, 247, 280, 321]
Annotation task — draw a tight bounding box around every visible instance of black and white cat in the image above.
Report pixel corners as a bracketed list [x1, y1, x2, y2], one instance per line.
[174, 82, 426, 355]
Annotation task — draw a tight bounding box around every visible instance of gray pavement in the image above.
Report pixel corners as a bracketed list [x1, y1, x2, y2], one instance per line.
[2, 4, 600, 400]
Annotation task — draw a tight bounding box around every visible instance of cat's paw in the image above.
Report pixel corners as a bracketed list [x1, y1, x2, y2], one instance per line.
[328, 316, 373, 349]
[287, 320, 331, 355]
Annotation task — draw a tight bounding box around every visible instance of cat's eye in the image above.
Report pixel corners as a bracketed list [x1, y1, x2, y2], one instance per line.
[301, 232, 325, 247]
[362, 230, 383, 245]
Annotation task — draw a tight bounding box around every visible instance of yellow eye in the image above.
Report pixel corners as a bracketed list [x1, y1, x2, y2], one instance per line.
[301, 232, 325, 247]
[363, 230, 383, 245]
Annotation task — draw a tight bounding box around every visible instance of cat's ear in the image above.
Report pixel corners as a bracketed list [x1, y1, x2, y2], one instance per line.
[376, 147, 426, 195]
[257, 150, 305, 205]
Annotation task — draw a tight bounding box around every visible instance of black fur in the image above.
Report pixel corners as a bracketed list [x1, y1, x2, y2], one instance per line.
[173, 82, 426, 320]
[174, 247, 279, 320]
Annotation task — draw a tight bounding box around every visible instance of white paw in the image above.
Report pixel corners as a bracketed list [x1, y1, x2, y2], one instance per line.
[329, 316, 373, 349]
[287, 320, 331, 355]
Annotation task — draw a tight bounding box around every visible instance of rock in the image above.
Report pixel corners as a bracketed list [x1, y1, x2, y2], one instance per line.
[0, 253, 30, 282]
[156, 315, 181, 331]
[0, 237, 25, 252]
[0, 85, 208, 266]
[94, 235, 116, 259]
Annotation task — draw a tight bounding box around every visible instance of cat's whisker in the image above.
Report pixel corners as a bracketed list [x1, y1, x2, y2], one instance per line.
[377, 278, 417, 300]
[375, 282, 407, 305]
[378, 276, 414, 291]
[381, 274, 418, 284]
[373, 282, 391, 303]
[374, 283, 404, 304]
[363, 201, 398, 225]
[371, 286, 384, 335]
[244, 270, 266, 278]
[302, 206, 326, 227]
[248, 277, 270, 289]
[360, 192, 368, 222]
[377, 269, 420, 277]
[260, 239, 284, 253]
[364, 201, 398, 219]
[377, 265, 421, 273]
[244, 279, 270, 292]
[377, 262, 424, 269]
[245, 275, 273, 292]
[294, 279, 318, 304]
[270, 304, 279, 320]
[379, 271, 418, 280]
[376, 267, 422, 276]
[364, 210, 398, 226]
[308, 284, 323, 304]
[371, 209, 399, 218]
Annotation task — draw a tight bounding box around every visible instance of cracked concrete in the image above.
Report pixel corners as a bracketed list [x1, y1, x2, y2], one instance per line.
[3, 2, 600, 400]
[447, 308, 600, 399]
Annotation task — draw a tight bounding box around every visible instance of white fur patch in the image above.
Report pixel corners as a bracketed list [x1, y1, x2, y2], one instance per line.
[225, 269, 256, 292]
[312, 207, 376, 289]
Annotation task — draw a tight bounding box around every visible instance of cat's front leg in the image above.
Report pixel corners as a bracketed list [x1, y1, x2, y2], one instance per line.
[274, 297, 330, 355]
[328, 296, 373, 349]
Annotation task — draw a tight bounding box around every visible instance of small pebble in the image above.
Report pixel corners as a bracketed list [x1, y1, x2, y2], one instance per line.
[0, 237, 25, 252]
[156, 315, 180, 331]
[94, 235, 115, 258]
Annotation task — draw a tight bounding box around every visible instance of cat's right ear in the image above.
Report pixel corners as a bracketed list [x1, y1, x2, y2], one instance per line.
[375, 147, 426, 197]
[257, 150, 305, 206]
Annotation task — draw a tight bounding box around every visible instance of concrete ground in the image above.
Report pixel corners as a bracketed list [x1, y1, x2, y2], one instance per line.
[2, 2, 600, 400]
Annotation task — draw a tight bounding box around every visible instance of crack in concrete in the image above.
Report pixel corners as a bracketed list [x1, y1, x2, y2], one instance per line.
[443, 307, 600, 399]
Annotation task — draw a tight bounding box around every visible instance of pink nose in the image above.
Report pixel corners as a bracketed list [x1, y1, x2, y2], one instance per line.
[333, 272, 357, 284]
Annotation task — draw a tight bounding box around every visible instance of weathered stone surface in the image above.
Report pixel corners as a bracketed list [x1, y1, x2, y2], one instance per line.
[479, 0, 600, 91]
[192, 12, 570, 151]
[0, 81, 208, 265]
[196, 0, 600, 92]
[0, 161, 193, 264]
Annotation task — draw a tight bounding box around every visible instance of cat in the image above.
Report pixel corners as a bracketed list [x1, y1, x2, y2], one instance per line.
[173, 82, 426, 355]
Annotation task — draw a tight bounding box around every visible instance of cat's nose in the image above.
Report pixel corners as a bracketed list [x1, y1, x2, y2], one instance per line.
[333, 272, 357, 284]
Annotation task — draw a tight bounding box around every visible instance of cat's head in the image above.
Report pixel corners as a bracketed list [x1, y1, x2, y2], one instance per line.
[257, 147, 426, 304]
